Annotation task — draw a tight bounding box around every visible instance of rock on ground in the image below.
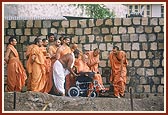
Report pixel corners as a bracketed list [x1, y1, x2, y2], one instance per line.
[3, 91, 164, 112]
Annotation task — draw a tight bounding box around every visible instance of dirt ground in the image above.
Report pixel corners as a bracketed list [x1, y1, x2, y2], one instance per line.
[3, 91, 165, 112]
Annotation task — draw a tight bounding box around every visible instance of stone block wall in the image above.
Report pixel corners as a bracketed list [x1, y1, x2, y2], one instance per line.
[4, 17, 164, 97]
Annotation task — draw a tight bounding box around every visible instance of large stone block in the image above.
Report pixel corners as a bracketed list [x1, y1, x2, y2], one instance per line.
[110, 27, 118, 34]
[101, 51, 109, 59]
[130, 34, 138, 41]
[52, 21, 60, 27]
[79, 20, 87, 28]
[41, 29, 48, 35]
[93, 27, 100, 34]
[139, 34, 147, 42]
[123, 18, 131, 26]
[114, 18, 121, 26]
[132, 43, 140, 50]
[32, 28, 40, 36]
[143, 85, 150, 93]
[104, 35, 112, 42]
[75, 28, 83, 35]
[150, 42, 157, 50]
[148, 52, 154, 58]
[148, 34, 156, 41]
[84, 28, 91, 35]
[107, 43, 113, 51]
[7, 29, 14, 35]
[67, 28, 74, 35]
[34, 20, 41, 28]
[113, 35, 121, 42]
[128, 27, 135, 33]
[133, 17, 141, 25]
[153, 59, 160, 67]
[121, 34, 129, 42]
[157, 85, 164, 93]
[139, 77, 148, 85]
[142, 17, 148, 25]
[96, 19, 103, 26]
[83, 44, 90, 51]
[43, 21, 51, 28]
[105, 19, 113, 26]
[96, 36, 103, 42]
[137, 68, 145, 76]
[88, 19, 95, 27]
[88, 35, 95, 43]
[26, 20, 33, 28]
[15, 29, 23, 35]
[99, 43, 106, 51]
[157, 68, 163, 75]
[4, 20, 9, 28]
[158, 43, 164, 50]
[131, 51, 138, 58]
[152, 77, 160, 84]
[17, 20, 26, 28]
[50, 28, 57, 34]
[70, 20, 78, 27]
[11, 21, 16, 28]
[139, 51, 146, 59]
[142, 43, 148, 50]
[58, 28, 65, 34]
[145, 27, 153, 33]
[61, 20, 69, 27]
[157, 33, 164, 41]
[136, 26, 144, 33]
[79, 36, 86, 43]
[134, 59, 142, 67]
[154, 26, 161, 33]
[102, 28, 109, 34]
[146, 69, 154, 76]
[119, 27, 126, 34]
[136, 85, 144, 93]
[143, 59, 151, 67]
[20, 36, 28, 44]
[150, 18, 158, 25]
[24, 29, 31, 35]
[159, 18, 164, 25]
[123, 43, 131, 51]
[71, 36, 78, 43]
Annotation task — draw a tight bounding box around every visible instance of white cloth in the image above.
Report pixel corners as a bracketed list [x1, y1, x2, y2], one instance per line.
[71, 52, 75, 68]
[53, 53, 75, 94]
[53, 60, 69, 94]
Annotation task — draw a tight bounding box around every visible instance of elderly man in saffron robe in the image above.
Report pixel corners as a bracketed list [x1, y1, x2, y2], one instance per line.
[86, 48, 105, 93]
[4, 36, 27, 92]
[109, 46, 128, 98]
[27, 37, 47, 92]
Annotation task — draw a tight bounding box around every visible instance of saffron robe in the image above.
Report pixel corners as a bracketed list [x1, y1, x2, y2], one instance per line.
[109, 50, 128, 97]
[5, 44, 27, 92]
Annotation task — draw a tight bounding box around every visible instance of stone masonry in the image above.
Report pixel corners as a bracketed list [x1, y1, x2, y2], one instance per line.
[4, 17, 164, 97]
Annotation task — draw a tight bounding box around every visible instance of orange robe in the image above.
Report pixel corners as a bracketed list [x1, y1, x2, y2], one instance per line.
[87, 51, 100, 73]
[40, 46, 52, 93]
[6, 44, 27, 92]
[26, 44, 35, 91]
[28, 45, 46, 92]
[48, 45, 59, 66]
[87, 51, 105, 92]
[109, 51, 128, 97]
[75, 57, 104, 96]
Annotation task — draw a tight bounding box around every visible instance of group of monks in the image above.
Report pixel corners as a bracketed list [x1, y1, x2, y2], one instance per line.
[4, 33, 128, 98]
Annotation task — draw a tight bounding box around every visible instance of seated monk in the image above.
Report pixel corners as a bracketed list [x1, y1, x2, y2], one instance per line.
[74, 53, 105, 96]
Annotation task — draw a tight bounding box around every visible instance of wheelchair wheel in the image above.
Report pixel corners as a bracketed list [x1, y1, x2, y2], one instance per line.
[90, 91, 97, 97]
[68, 87, 80, 97]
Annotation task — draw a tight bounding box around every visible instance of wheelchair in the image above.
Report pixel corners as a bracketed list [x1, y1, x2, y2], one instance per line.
[68, 72, 102, 97]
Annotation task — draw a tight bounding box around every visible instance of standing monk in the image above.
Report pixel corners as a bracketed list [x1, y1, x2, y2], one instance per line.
[53, 49, 79, 96]
[109, 46, 128, 98]
[28, 37, 46, 92]
[48, 39, 61, 66]
[4, 36, 27, 92]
